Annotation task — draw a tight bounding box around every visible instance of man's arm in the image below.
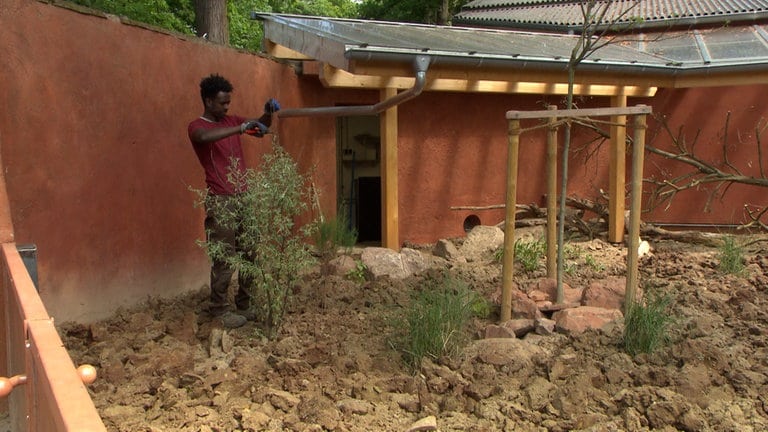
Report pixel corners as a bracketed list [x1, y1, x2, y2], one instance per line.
[189, 125, 242, 145]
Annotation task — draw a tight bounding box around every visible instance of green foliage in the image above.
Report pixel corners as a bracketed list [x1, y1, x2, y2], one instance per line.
[67, 0, 360, 52]
[358, 0, 470, 24]
[623, 290, 674, 356]
[390, 273, 485, 370]
[313, 213, 358, 260]
[194, 144, 315, 338]
[229, 0, 271, 52]
[346, 260, 367, 283]
[584, 253, 605, 273]
[717, 236, 746, 275]
[514, 237, 546, 273]
[69, 0, 194, 34]
[269, 0, 359, 17]
[493, 237, 546, 273]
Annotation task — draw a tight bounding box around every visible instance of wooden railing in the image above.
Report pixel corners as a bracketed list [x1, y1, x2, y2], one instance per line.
[1, 242, 106, 431]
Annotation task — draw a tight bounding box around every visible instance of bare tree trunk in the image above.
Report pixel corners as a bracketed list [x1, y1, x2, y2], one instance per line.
[194, 0, 229, 45]
[438, 0, 451, 25]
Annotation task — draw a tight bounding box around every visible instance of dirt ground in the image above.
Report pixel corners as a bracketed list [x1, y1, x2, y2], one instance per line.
[60, 231, 768, 432]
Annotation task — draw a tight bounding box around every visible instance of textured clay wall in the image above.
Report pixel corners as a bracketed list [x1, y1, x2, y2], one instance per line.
[643, 87, 768, 227]
[0, 0, 364, 322]
[397, 92, 626, 244]
[396, 87, 768, 244]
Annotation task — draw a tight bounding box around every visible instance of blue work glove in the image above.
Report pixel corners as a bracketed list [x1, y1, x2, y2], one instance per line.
[264, 98, 281, 114]
[241, 120, 268, 137]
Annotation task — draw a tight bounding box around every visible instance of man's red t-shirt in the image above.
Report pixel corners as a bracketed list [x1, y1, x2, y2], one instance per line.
[188, 115, 247, 195]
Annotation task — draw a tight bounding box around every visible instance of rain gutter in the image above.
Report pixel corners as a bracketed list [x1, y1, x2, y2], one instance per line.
[277, 55, 430, 118]
[343, 48, 768, 79]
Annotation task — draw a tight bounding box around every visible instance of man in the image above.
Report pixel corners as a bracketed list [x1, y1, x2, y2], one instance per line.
[188, 73, 280, 328]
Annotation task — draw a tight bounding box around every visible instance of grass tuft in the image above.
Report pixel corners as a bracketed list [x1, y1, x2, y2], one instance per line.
[717, 236, 745, 275]
[623, 290, 674, 356]
[391, 273, 488, 370]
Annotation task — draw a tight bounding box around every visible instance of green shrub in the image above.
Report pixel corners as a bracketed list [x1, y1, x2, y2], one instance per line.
[193, 144, 315, 338]
[623, 290, 674, 356]
[584, 254, 605, 273]
[346, 260, 367, 283]
[313, 213, 358, 259]
[718, 236, 745, 275]
[494, 237, 547, 273]
[392, 273, 486, 370]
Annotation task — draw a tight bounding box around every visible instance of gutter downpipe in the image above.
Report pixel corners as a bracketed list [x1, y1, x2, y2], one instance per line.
[276, 55, 431, 118]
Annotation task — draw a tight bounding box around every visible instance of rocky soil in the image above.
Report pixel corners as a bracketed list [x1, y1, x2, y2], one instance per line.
[59, 227, 768, 432]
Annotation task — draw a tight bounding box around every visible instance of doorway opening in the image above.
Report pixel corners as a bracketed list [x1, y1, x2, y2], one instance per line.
[337, 115, 381, 245]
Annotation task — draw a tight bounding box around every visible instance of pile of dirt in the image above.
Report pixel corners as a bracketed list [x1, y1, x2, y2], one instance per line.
[60, 234, 768, 431]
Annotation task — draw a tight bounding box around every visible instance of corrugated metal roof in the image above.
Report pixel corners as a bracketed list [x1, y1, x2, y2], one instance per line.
[455, 0, 768, 31]
[255, 13, 768, 74]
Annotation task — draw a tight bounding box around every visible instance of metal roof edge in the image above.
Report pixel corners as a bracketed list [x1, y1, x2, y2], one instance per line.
[345, 47, 768, 76]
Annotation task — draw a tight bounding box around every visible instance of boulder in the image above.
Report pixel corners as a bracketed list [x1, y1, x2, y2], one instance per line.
[553, 306, 623, 335]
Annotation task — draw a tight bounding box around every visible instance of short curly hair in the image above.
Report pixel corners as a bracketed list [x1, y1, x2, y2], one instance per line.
[199, 74, 233, 102]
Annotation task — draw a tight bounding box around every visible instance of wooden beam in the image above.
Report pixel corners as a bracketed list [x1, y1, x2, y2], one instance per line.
[507, 105, 652, 120]
[263, 40, 314, 60]
[608, 94, 627, 243]
[321, 63, 657, 96]
[349, 61, 675, 88]
[380, 88, 399, 250]
[672, 71, 768, 88]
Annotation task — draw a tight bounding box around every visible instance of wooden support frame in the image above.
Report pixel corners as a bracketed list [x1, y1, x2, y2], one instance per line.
[380, 88, 399, 249]
[609, 94, 628, 243]
[502, 105, 652, 322]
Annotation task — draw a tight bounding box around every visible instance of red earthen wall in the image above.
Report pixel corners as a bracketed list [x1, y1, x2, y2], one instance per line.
[0, 0, 372, 322]
[2, 1, 766, 322]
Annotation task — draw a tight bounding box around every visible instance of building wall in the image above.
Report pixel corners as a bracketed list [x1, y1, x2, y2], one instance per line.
[2, 1, 766, 322]
[397, 88, 768, 243]
[0, 0, 366, 322]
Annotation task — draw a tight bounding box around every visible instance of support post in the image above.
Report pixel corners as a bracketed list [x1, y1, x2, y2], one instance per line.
[609, 94, 627, 243]
[380, 88, 399, 250]
[625, 111, 647, 312]
[546, 106, 558, 280]
[501, 119, 521, 322]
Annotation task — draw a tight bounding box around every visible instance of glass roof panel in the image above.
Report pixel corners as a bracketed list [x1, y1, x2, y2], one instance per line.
[642, 32, 703, 63]
[701, 26, 768, 61]
[258, 14, 768, 71]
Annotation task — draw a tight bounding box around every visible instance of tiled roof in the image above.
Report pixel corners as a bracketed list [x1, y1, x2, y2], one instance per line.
[455, 0, 768, 31]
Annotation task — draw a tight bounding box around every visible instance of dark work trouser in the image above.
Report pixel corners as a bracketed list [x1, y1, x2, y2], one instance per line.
[204, 195, 253, 315]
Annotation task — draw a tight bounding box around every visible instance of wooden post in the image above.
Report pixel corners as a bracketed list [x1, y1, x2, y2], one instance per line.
[501, 119, 520, 322]
[625, 111, 647, 312]
[546, 106, 558, 280]
[609, 94, 628, 243]
[380, 88, 399, 250]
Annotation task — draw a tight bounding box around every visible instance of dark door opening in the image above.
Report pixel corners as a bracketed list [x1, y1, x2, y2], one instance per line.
[337, 115, 381, 245]
[356, 177, 381, 243]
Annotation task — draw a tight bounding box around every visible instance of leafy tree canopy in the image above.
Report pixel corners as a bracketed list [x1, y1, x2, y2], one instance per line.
[357, 0, 470, 25]
[68, 0, 360, 51]
[66, 0, 463, 51]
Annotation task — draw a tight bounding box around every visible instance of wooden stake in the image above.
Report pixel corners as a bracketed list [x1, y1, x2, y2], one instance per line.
[626, 110, 647, 312]
[501, 119, 520, 322]
[546, 106, 558, 281]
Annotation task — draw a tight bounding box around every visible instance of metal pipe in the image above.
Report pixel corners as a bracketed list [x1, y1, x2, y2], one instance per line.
[277, 55, 430, 118]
